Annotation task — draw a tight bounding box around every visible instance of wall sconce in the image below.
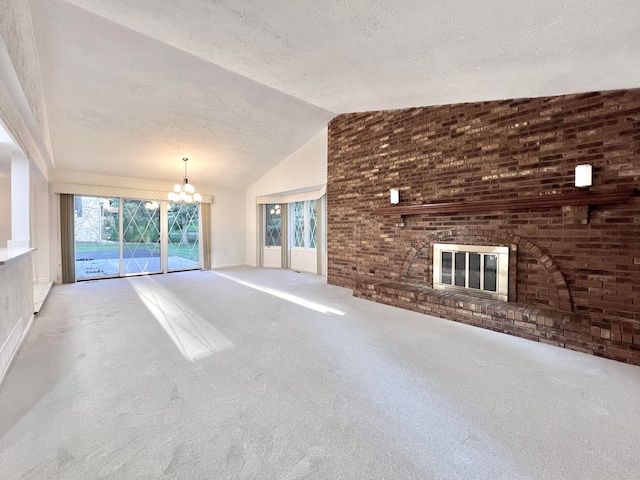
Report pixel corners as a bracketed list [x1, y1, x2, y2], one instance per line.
[390, 188, 400, 204]
[575, 164, 592, 188]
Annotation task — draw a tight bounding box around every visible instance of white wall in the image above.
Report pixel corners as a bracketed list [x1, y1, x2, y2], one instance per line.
[210, 185, 246, 268]
[245, 128, 328, 267]
[290, 248, 317, 274]
[30, 164, 50, 282]
[0, 177, 10, 247]
[0, 140, 51, 281]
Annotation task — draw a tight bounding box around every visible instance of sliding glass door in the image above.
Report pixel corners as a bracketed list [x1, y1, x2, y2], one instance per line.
[74, 195, 200, 280]
[74, 196, 120, 279]
[168, 202, 200, 271]
[122, 199, 161, 275]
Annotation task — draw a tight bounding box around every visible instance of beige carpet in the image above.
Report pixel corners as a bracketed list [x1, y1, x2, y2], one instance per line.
[1, 267, 639, 479]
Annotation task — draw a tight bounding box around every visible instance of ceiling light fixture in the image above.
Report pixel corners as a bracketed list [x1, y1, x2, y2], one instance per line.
[168, 157, 202, 203]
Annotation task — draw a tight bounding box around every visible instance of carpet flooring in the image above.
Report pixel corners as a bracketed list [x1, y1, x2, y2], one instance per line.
[1, 267, 639, 479]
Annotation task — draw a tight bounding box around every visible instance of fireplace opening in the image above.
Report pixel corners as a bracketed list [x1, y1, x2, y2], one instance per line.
[433, 243, 509, 301]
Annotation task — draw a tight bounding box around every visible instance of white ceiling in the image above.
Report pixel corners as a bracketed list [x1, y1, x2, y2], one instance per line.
[26, 0, 640, 188]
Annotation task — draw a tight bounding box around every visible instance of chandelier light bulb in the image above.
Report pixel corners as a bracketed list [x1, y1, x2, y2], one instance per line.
[168, 157, 202, 204]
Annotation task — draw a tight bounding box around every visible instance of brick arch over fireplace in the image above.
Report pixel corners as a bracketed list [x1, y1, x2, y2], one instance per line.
[401, 228, 573, 312]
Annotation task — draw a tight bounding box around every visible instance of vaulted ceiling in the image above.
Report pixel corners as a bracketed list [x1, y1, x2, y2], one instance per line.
[28, 0, 640, 187]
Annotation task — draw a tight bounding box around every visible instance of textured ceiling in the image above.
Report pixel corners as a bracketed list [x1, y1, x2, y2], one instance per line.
[28, 0, 640, 187]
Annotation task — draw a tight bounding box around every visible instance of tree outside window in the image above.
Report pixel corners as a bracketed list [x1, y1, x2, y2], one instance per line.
[292, 200, 317, 248]
[265, 204, 282, 246]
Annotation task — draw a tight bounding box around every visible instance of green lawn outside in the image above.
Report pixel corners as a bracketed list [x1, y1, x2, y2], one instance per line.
[168, 244, 199, 261]
[76, 242, 119, 252]
[76, 241, 199, 261]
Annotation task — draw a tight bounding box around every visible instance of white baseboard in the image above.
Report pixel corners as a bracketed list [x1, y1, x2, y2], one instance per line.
[211, 263, 247, 269]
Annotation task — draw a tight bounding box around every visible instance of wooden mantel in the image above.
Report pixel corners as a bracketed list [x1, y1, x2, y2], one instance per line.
[374, 189, 635, 217]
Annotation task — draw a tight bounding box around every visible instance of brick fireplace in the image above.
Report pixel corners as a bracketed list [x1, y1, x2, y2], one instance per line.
[327, 88, 640, 365]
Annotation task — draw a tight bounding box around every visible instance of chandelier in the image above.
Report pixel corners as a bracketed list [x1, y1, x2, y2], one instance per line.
[168, 157, 202, 203]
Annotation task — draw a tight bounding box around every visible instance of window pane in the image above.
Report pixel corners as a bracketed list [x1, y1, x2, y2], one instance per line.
[293, 201, 305, 247]
[468, 253, 481, 289]
[74, 196, 84, 217]
[308, 199, 317, 248]
[441, 251, 452, 284]
[168, 203, 200, 271]
[265, 204, 281, 246]
[75, 196, 119, 279]
[122, 199, 161, 275]
[454, 252, 466, 287]
[484, 254, 497, 292]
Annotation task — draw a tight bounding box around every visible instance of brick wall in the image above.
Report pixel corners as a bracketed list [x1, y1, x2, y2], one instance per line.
[327, 89, 640, 364]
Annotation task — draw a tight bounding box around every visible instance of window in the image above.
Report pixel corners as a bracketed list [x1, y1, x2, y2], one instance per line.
[308, 199, 317, 248]
[291, 200, 317, 249]
[265, 204, 282, 246]
[168, 202, 200, 271]
[433, 243, 508, 301]
[74, 196, 84, 217]
[293, 201, 304, 247]
[74, 196, 201, 280]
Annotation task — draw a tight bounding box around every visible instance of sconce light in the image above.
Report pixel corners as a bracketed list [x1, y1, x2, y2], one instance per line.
[390, 188, 400, 204]
[575, 164, 592, 188]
